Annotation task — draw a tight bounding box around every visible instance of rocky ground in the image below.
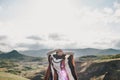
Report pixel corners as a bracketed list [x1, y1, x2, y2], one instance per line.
[76, 59, 120, 80]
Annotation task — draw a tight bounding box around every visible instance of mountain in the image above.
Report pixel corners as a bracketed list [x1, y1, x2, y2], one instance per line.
[99, 48, 120, 54]
[20, 49, 50, 57]
[0, 50, 23, 59]
[20, 48, 120, 57]
[0, 50, 24, 59]
[0, 50, 42, 61]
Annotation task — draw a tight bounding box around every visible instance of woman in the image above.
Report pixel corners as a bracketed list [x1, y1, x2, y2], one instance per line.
[44, 49, 78, 80]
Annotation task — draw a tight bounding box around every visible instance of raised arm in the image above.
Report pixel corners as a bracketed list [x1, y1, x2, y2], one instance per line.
[47, 49, 57, 56]
[65, 51, 74, 55]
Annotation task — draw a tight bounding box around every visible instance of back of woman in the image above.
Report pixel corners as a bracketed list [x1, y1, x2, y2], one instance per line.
[44, 49, 78, 80]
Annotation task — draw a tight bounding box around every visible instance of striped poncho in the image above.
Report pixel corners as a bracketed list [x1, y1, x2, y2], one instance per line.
[44, 53, 78, 80]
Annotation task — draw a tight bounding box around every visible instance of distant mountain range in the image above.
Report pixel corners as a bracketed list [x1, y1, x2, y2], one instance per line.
[0, 50, 42, 61]
[19, 48, 120, 57]
[0, 48, 120, 59]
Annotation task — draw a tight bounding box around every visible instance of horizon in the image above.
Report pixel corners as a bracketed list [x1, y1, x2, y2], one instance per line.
[1, 47, 120, 52]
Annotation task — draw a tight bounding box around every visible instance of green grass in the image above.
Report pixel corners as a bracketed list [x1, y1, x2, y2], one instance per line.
[0, 72, 29, 80]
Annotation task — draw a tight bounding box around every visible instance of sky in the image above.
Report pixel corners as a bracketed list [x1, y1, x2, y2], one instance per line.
[0, 0, 120, 51]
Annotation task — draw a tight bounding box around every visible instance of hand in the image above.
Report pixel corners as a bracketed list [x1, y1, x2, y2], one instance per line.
[54, 49, 61, 52]
[65, 51, 74, 55]
[47, 49, 58, 55]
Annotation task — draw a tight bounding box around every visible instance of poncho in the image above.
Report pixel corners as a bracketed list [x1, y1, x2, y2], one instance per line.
[44, 53, 77, 80]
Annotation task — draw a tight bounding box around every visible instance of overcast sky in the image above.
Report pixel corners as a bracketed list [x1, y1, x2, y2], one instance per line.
[0, 0, 120, 51]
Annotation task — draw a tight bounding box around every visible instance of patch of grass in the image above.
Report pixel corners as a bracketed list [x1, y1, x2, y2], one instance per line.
[100, 54, 120, 60]
[0, 72, 29, 80]
[6, 69, 22, 75]
[79, 54, 120, 62]
[0, 60, 18, 69]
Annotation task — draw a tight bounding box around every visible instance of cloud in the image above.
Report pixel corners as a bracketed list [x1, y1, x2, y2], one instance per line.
[0, 42, 7, 46]
[16, 42, 48, 50]
[48, 33, 67, 41]
[94, 42, 109, 45]
[26, 35, 44, 41]
[93, 41, 113, 49]
[115, 43, 120, 48]
[113, 40, 120, 49]
[0, 35, 8, 46]
[62, 42, 78, 49]
[0, 35, 13, 51]
[70, 0, 117, 9]
[0, 35, 7, 40]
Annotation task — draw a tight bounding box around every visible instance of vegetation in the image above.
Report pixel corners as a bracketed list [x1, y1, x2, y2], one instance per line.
[6, 69, 22, 75]
[0, 50, 43, 62]
[79, 54, 120, 61]
[100, 54, 120, 60]
[79, 55, 99, 61]
[0, 72, 29, 80]
[22, 66, 33, 71]
[1, 49, 120, 80]
[0, 60, 18, 69]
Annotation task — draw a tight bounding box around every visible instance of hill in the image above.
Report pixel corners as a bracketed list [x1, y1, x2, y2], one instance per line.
[76, 59, 120, 80]
[20, 49, 50, 57]
[0, 50, 24, 59]
[0, 50, 42, 61]
[77, 54, 120, 80]
[99, 48, 120, 54]
[0, 72, 29, 80]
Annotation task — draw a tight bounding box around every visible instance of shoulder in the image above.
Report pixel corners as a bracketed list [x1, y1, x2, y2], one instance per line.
[47, 53, 56, 62]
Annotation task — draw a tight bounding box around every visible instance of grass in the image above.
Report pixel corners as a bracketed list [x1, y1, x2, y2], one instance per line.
[94, 58, 120, 63]
[0, 72, 29, 80]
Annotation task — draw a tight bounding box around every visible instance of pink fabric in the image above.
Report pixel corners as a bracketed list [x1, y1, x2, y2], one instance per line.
[59, 60, 69, 80]
[59, 68, 69, 80]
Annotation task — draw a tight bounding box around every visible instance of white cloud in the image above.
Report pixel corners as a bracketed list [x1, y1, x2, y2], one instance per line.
[103, 7, 113, 14]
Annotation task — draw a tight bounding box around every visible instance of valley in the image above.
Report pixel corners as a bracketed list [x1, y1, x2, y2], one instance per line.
[0, 49, 120, 80]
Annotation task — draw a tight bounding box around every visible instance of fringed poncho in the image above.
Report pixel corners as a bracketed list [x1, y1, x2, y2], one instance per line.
[44, 53, 78, 80]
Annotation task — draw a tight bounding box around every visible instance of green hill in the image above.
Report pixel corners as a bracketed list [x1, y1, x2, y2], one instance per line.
[0, 72, 29, 80]
[0, 50, 24, 59]
[0, 50, 42, 61]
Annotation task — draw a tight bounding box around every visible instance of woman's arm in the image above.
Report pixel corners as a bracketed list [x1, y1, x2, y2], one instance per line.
[47, 49, 57, 56]
[65, 51, 74, 55]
